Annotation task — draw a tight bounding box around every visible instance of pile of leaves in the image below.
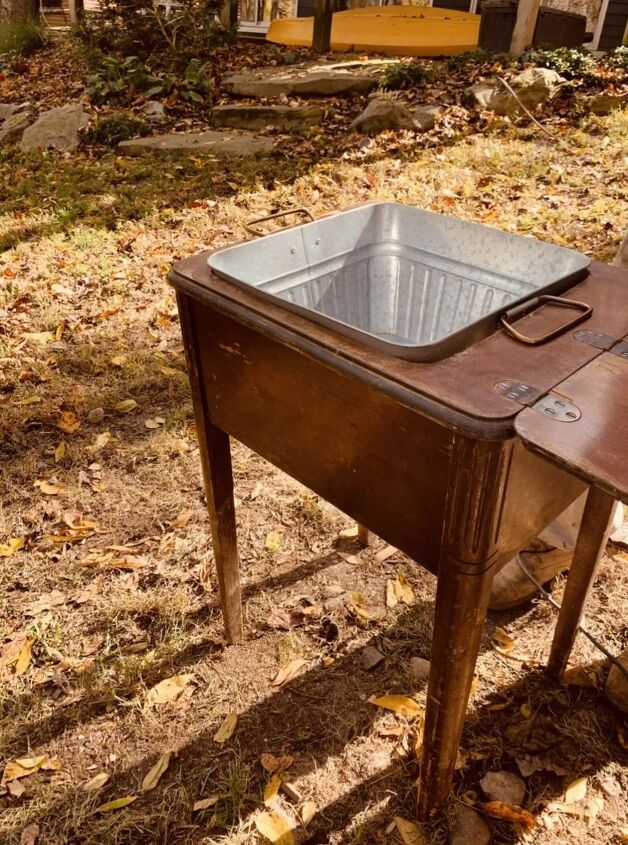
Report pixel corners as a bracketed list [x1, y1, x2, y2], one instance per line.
[85, 55, 212, 105]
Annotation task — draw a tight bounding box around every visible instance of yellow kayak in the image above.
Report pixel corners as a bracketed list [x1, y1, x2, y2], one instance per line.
[266, 6, 480, 57]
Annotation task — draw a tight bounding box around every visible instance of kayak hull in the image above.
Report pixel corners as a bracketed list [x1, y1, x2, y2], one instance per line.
[266, 6, 480, 57]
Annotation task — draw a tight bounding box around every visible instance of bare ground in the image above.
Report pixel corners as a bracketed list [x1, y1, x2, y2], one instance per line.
[0, 40, 627, 845]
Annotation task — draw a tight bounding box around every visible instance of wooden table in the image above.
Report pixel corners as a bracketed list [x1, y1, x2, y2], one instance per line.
[169, 250, 628, 819]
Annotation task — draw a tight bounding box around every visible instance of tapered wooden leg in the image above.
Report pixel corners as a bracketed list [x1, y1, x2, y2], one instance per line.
[418, 563, 493, 819]
[547, 486, 615, 678]
[198, 424, 243, 643]
[177, 292, 243, 643]
[357, 523, 371, 546]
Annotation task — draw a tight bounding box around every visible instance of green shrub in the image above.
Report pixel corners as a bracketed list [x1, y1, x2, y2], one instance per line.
[76, 0, 229, 60]
[0, 18, 44, 58]
[602, 46, 628, 70]
[85, 55, 211, 105]
[524, 47, 598, 81]
[84, 115, 151, 146]
[379, 60, 432, 91]
[446, 48, 494, 71]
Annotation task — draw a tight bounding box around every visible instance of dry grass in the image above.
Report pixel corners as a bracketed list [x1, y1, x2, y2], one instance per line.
[0, 60, 627, 844]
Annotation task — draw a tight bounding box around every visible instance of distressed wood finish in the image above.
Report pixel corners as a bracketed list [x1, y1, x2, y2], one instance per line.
[170, 242, 628, 818]
[547, 486, 617, 677]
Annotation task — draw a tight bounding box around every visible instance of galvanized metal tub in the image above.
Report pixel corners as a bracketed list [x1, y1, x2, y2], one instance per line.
[208, 202, 590, 361]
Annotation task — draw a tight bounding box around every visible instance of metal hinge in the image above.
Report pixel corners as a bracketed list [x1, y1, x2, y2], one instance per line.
[495, 380, 580, 422]
[574, 330, 628, 360]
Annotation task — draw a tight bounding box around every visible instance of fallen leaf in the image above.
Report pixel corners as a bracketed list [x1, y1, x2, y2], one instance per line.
[14, 639, 32, 676]
[561, 665, 598, 688]
[114, 399, 137, 413]
[265, 530, 282, 552]
[93, 796, 137, 813]
[347, 591, 382, 621]
[91, 432, 112, 452]
[370, 695, 422, 718]
[338, 552, 359, 565]
[493, 627, 515, 653]
[83, 772, 109, 791]
[271, 659, 307, 687]
[267, 608, 294, 630]
[393, 573, 415, 605]
[145, 674, 194, 708]
[170, 509, 193, 529]
[264, 773, 281, 805]
[192, 794, 220, 811]
[25, 590, 66, 616]
[57, 411, 81, 433]
[1, 756, 60, 785]
[213, 713, 238, 744]
[19, 824, 39, 845]
[141, 752, 171, 792]
[255, 810, 295, 845]
[144, 418, 160, 429]
[110, 354, 127, 367]
[301, 800, 316, 825]
[395, 816, 426, 845]
[619, 826, 628, 844]
[261, 753, 294, 774]
[339, 525, 359, 539]
[385, 579, 398, 608]
[477, 801, 538, 831]
[0, 537, 25, 557]
[34, 479, 62, 496]
[54, 441, 67, 463]
[563, 777, 587, 804]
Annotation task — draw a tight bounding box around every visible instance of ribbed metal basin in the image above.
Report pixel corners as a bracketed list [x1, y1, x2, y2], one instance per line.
[208, 202, 590, 361]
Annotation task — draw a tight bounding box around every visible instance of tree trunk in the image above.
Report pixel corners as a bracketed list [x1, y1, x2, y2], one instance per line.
[0, 0, 39, 25]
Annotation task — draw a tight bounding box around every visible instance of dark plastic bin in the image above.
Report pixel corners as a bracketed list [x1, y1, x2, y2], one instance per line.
[534, 7, 587, 48]
[478, 0, 518, 52]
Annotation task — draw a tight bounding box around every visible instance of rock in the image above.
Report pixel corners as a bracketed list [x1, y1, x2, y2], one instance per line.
[20, 103, 89, 152]
[413, 104, 444, 131]
[579, 92, 628, 115]
[360, 646, 385, 672]
[223, 68, 376, 98]
[143, 100, 166, 123]
[211, 103, 323, 131]
[118, 130, 275, 157]
[466, 68, 564, 116]
[605, 648, 628, 714]
[409, 656, 431, 684]
[480, 770, 526, 806]
[0, 110, 34, 146]
[351, 98, 415, 134]
[87, 407, 105, 425]
[450, 804, 491, 845]
[0, 103, 18, 119]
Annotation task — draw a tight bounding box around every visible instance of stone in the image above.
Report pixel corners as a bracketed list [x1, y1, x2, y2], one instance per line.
[118, 130, 275, 157]
[466, 68, 564, 116]
[605, 648, 628, 714]
[480, 770, 526, 806]
[579, 92, 628, 115]
[0, 103, 18, 119]
[350, 98, 415, 134]
[0, 110, 34, 146]
[20, 103, 89, 152]
[223, 68, 376, 98]
[409, 656, 431, 684]
[360, 646, 385, 672]
[143, 100, 166, 123]
[413, 104, 445, 131]
[211, 103, 323, 131]
[450, 804, 491, 845]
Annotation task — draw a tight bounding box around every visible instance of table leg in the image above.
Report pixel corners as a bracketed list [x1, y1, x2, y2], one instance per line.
[357, 523, 371, 545]
[547, 486, 616, 678]
[417, 561, 493, 819]
[177, 293, 243, 643]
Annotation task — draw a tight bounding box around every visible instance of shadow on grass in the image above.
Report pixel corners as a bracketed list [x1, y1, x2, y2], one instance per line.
[2, 582, 626, 844]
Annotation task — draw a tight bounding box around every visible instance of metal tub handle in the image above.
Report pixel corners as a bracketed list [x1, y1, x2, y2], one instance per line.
[245, 208, 315, 238]
[500, 295, 592, 345]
